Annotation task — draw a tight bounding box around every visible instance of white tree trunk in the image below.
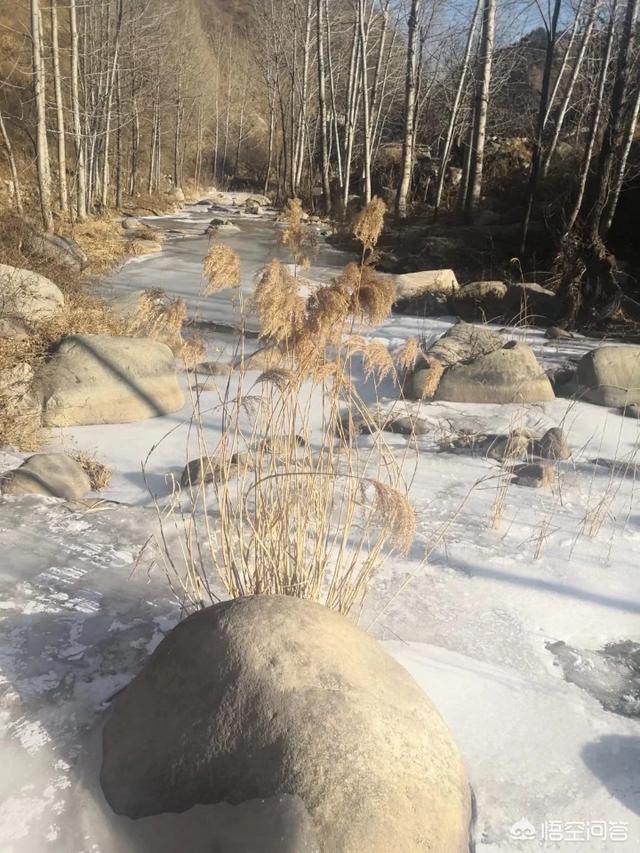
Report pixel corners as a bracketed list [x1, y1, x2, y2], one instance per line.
[50, 0, 68, 214]
[316, 0, 331, 212]
[70, 0, 86, 220]
[396, 0, 422, 218]
[0, 107, 23, 213]
[464, 0, 496, 218]
[31, 0, 54, 232]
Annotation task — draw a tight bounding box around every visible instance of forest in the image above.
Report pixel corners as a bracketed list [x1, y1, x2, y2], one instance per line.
[2, 0, 640, 321]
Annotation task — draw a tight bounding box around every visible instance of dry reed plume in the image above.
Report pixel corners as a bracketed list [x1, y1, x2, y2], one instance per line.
[203, 244, 241, 293]
[279, 197, 318, 270]
[128, 288, 186, 350]
[353, 195, 386, 252]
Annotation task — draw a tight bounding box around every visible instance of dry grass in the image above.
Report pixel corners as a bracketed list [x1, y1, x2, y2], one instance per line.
[353, 195, 386, 253]
[180, 336, 207, 368]
[279, 197, 318, 271]
[0, 398, 42, 451]
[0, 211, 167, 451]
[148, 197, 417, 616]
[254, 260, 306, 346]
[60, 217, 126, 274]
[73, 451, 113, 491]
[125, 288, 186, 353]
[203, 245, 241, 293]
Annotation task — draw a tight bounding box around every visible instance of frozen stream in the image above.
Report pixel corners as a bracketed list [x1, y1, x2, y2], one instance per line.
[101, 204, 350, 334]
[0, 204, 639, 851]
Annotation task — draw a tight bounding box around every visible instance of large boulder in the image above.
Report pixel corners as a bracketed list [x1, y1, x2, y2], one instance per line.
[503, 281, 559, 324]
[100, 596, 471, 853]
[23, 232, 88, 271]
[1, 453, 91, 500]
[434, 342, 555, 403]
[30, 334, 185, 426]
[0, 264, 64, 321]
[393, 268, 459, 300]
[245, 198, 263, 215]
[576, 346, 640, 407]
[411, 322, 504, 398]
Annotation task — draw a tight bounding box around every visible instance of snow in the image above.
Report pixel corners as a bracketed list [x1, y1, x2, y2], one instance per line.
[1, 204, 639, 850]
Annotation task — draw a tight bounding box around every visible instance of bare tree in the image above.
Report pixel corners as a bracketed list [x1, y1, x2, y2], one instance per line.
[316, 0, 332, 212]
[520, 0, 562, 253]
[0, 107, 23, 213]
[31, 0, 54, 231]
[69, 0, 86, 219]
[396, 0, 422, 218]
[434, 0, 481, 217]
[50, 0, 68, 214]
[464, 0, 496, 219]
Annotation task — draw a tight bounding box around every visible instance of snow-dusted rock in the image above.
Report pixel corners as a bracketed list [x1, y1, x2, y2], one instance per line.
[511, 461, 554, 488]
[126, 239, 163, 255]
[180, 452, 252, 488]
[245, 198, 263, 215]
[434, 342, 555, 403]
[411, 322, 504, 398]
[192, 360, 233, 377]
[0, 263, 65, 321]
[121, 216, 142, 229]
[456, 280, 508, 302]
[577, 345, 640, 407]
[533, 427, 571, 460]
[1, 453, 90, 500]
[100, 595, 471, 853]
[31, 334, 185, 426]
[23, 231, 88, 271]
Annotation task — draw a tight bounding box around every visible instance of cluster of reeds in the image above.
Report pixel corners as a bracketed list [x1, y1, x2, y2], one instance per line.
[149, 197, 417, 616]
[254, 197, 395, 379]
[279, 197, 318, 272]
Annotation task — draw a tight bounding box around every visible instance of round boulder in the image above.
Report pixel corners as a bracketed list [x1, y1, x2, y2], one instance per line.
[576, 346, 640, 407]
[434, 342, 555, 403]
[30, 334, 185, 426]
[0, 263, 64, 321]
[22, 232, 88, 271]
[100, 595, 471, 853]
[1, 453, 91, 500]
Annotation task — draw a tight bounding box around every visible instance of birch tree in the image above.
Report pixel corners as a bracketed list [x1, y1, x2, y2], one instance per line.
[31, 0, 54, 232]
[0, 107, 24, 213]
[396, 0, 422, 218]
[464, 0, 496, 219]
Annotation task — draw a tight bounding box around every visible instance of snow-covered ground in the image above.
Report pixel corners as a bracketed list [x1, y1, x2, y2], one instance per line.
[1, 204, 638, 851]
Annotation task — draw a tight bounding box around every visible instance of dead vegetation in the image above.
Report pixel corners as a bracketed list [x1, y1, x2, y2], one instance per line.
[149, 198, 417, 616]
[203, 245, 241, 293]
[72, 451, 113, 491]
[0, 210, 177, 450]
